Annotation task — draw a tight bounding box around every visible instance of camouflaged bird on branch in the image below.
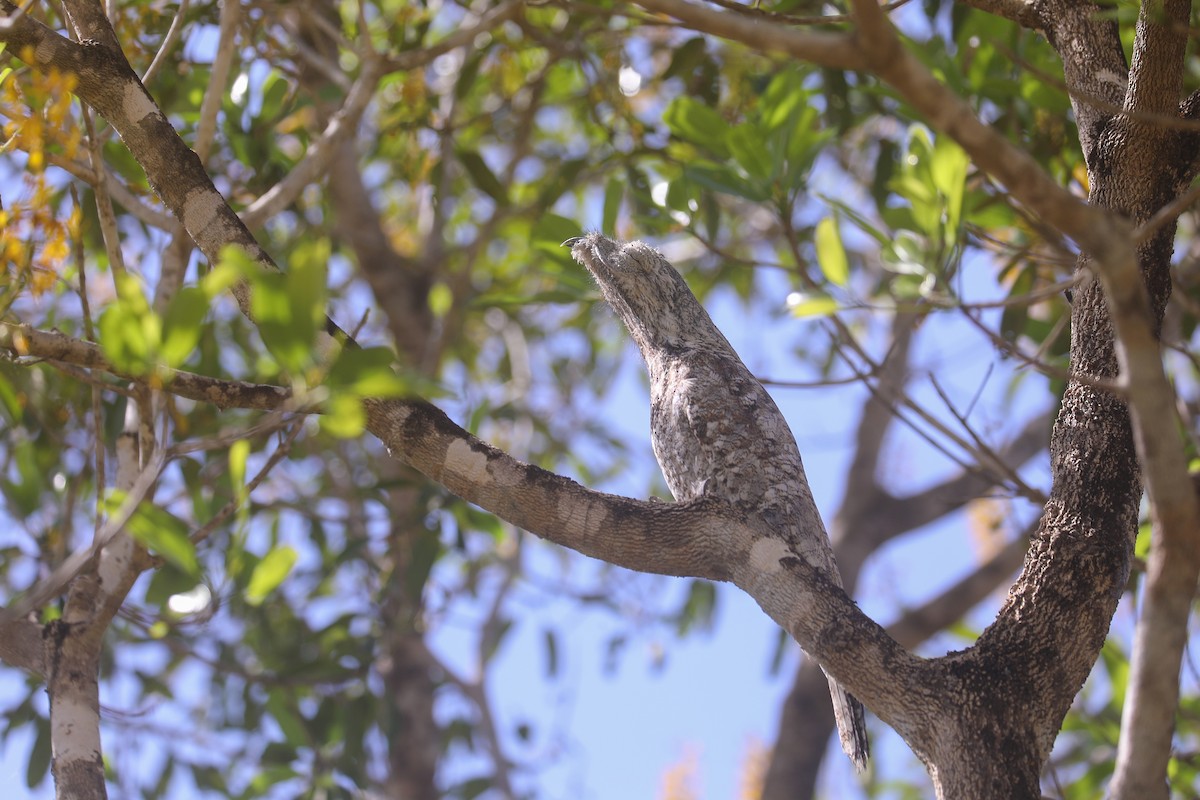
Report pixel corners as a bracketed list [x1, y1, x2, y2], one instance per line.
[566, 233, 869, 770]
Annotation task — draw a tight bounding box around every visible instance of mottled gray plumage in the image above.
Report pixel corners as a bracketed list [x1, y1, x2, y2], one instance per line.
[566, 233, 869, 770]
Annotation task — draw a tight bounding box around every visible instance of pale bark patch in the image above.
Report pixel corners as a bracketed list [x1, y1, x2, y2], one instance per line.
[51, 706, 101, 764]
[121, 82, 158, 124]
[750, 537, 792, 573]
[181, 189, 224, 252]
[33, 38, 55, 67]
[445, 439, 489, 486]
[557, 496, 610, 535]
[97, 535, 135, 594]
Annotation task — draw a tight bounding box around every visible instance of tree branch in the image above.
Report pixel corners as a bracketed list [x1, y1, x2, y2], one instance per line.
[0, 323, 292, 411]
[632, 0, 866, 71]
[1029, 0, 1127, 158]
[0, 617, 45, 675]
[954, 0, 1040, 27]
[1108, 1, 1197, 793]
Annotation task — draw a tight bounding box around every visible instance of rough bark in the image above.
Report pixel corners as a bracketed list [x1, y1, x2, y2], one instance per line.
[1104, 0, 1200, 795]
[764, 311, 1049, 799]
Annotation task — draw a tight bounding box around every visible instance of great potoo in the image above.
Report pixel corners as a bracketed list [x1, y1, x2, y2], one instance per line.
[566, 233, 869, 770]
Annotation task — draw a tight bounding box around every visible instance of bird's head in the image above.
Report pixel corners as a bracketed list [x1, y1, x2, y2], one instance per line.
[565, 233, 718, 355]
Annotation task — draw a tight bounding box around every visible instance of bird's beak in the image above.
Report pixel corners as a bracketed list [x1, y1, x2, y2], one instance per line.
[561, 236, 584, 247]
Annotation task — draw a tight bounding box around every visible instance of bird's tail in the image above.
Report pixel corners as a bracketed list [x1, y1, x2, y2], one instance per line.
[828, 674, 869, 771]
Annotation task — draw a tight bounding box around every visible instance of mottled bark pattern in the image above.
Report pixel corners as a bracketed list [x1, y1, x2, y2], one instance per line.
[567, 233, 869, 769]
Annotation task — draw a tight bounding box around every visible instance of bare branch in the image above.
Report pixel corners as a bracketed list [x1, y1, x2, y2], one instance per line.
[0, 445, 164, 627]
[632, 0, 866, 71]
[1031, 0, 1126, 159]
[240, 55, 385, 228]
[195, 0, 239, 164]
[1124, 0, 1189, 118]
[954, 0, 1040, 27]
[139, 0, 188, 87]
[0, 323, 293, 410]
[0, 617, 45, 675]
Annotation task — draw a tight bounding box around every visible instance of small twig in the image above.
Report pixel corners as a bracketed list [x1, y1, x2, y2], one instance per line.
[699, 0, 914, 27]
[958, 306, 1124, 395]
[81, 105, 126, 279]
[1135, 178, 1200, 244]
[195, 0, 240, 163]
[181, 418, 306, 549]
[0, 446, 167, 625]
[69, 184, 108, 536]
[929, 372, 1040, 501]
[760, 369, 882, 389]
[165, 411, 295, 457]
[140, 0, 189, 87]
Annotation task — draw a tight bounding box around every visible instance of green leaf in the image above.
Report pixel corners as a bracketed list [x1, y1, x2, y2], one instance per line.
[428, 282, 453, 318]
[931, 134, 969, 238]
[25, 718, 49, 788]
[456, 149, 507, 204]
[246, 545, 298, 605]
[456, 777, 494, 800]
[542, 628, 559, 678]
[404, 530, 442, 604]
[327, 346, 409, 397]
[532, 213, 582, 256]
[229, 439, 249, 491]
[0, 373, 20, 420]
[160, 286, 208, 368]
[1135, 519, 1152, 560]
[664, 178, 694, 214]
[814, 217, 850, 288]
[662, 37, 708, 81]
[602, 177, 623, 233]
[250, 243, 326, 375]
[535, 158, 587, 209]
[288, 239, 328, 349]
[1, 439, 42, 515]
[250, 273, 307, 374]
[1099, 638, 1130, 709]
[759, 69, 810, 131]
[211, 245, 257, 291]
[684, 162, 770, 202]
[145, 564, 201, 609]
[266, 690, 307, 746]
[258, 70, 290, 122]
[788, 294, 839, 318]
[821, 197, 891, 246]
[676, 579, 716, 635]
[115, 497, 199, 576]
[881, 231, 931, 276]
[728, 124, 773, 181]
[98, 274, 160, 375]
[250, 766, 300, 794]
[663, 96, 730, 157]
[767, 627, 790, 676]
[320, 392, 366, 438]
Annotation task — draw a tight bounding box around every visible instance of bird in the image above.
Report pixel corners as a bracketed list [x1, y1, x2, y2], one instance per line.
[564, 232, 869, 770]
